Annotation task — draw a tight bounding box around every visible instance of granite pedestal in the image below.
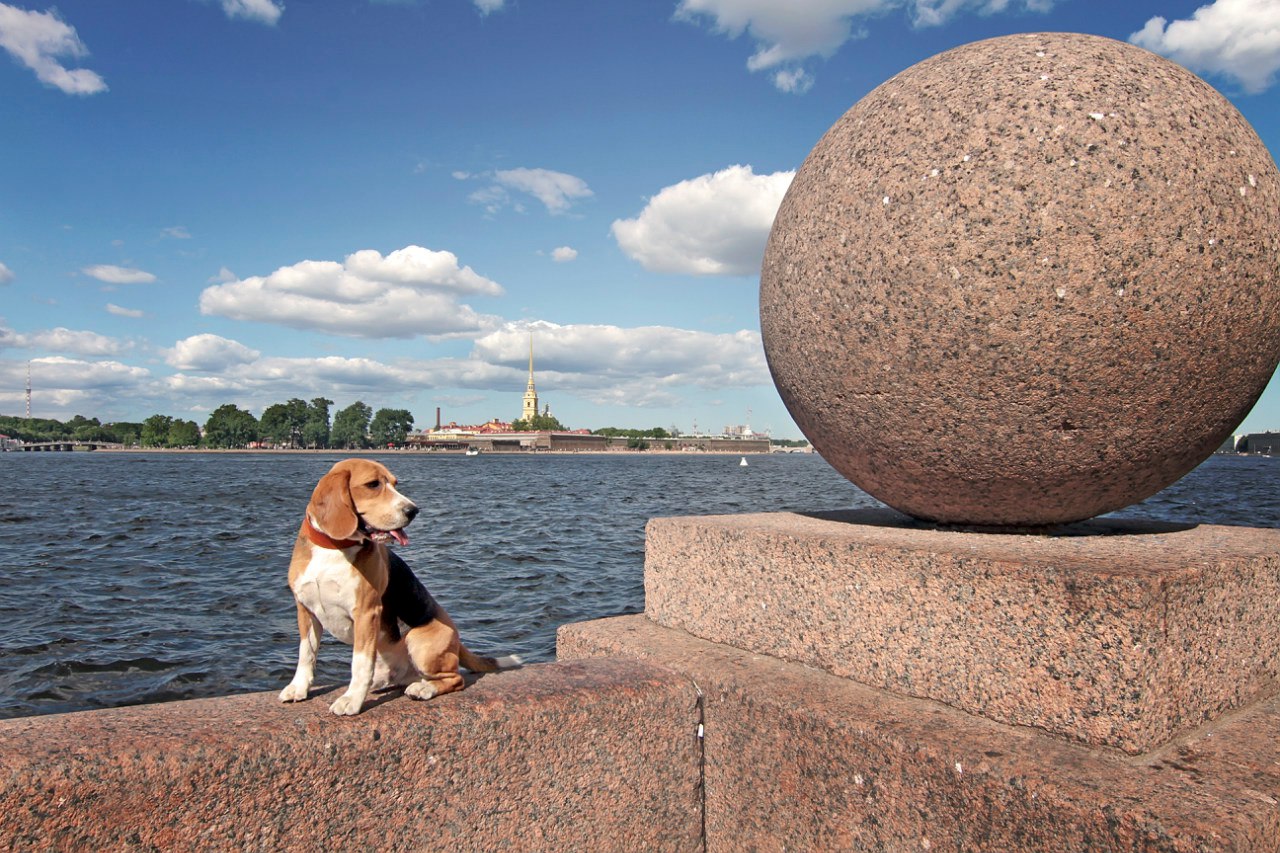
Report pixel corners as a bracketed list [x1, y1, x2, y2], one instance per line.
[560, 511, 1280, 851]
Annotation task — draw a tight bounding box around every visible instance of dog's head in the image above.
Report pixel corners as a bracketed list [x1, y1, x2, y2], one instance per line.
[308, 458, 419, 546]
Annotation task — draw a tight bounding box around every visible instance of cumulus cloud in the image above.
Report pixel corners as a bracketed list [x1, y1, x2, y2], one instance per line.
[199, 245, 504, 339]
[466, 168, 594, 215]
[162, 226, 192, 239]
[82, 265, 157, 285]
[1130, 0, 1280, 94]
[551, 246, 579, 263]
[772, 67, 814, 94]
[220, 0, 284, 25]
[106, 303, 145, 318]
[0, 3, 107, 95]
[0, 322, 130, 356]
[611, 165, 794, 276]
[0, 262, 13, 284]
[0, 355, 156, 419]
[154, 322, 770, 413]
[163, 334, 262, 371]
[472, 321, 771, 394]
[370, 0, 504, 12]
[677, 0, 1055, 91]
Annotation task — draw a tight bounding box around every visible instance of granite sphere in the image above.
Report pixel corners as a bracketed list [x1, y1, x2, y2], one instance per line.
[761, 32, 1280, 527]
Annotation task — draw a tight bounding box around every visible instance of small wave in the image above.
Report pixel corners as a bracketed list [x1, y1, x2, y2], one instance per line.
[30, 655, 179, 677]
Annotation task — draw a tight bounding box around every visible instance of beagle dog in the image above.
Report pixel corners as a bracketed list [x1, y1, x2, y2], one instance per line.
[279, 458, 519, 716]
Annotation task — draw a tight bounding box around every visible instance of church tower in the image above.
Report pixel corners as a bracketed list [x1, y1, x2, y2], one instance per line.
[520, 332, 539, 423]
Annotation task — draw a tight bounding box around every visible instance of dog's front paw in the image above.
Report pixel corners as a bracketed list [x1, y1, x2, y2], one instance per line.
[329, 693, 365, 716]
[279, 681, 310, 703]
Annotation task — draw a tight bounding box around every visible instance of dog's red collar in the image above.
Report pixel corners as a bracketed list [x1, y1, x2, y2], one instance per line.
[303, 515, 364, 550]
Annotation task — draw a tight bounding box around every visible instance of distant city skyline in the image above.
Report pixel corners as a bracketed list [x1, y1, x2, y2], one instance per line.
[2, 1, 1278, 440]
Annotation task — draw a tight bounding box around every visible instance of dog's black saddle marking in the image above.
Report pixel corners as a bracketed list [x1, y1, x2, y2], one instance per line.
[382, 551, 440, 637]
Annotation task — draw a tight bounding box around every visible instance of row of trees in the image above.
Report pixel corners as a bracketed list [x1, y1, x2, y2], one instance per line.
[0, 414, 144, 445]
[0, 399, 417, 450]
[591, 427, 672, 439]
[512, 412, 566, 432]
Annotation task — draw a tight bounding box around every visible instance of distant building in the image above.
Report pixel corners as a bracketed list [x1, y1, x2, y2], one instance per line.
[1215, 434, 1243, 454]
[1239, 432, 1280, 455]
[723, 423, 766, 438]
[521, 333, 539, 423]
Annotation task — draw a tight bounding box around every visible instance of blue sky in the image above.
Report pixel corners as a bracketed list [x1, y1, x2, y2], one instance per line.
[1, 0, 1278, 439]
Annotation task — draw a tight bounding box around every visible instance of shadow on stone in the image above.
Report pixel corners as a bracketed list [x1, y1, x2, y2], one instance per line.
[800, 507, 1198, 537]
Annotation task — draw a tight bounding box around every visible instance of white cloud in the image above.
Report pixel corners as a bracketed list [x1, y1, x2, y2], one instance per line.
[0, 4, 107, 95]
[221, 0, 284, 25]
[0, 262, 13, 284]
[164, 334, 262, 371]
[154, 322, 770, 412]
[1130, 0, 1280, 94]
[106, 303, 145, 318]
[773, 67, 814, 93]
[209, 266, 238, 284]
[21, 356, 149, 391]
[162, 226, 192, 239]
[82, 265, 157, 285]
[551, 246, 579, 263]
[612, 165, 794, 276]
[677, 0, 1056, 91]
[344, 246, 503, 294]
[199, 245, 504, 339]
[486, 168, 594, 214]
[473, 0, 505, 14]
[676, 0, 884, 69]
[472, 321, 771, 394]
[0, 322, 130, 356]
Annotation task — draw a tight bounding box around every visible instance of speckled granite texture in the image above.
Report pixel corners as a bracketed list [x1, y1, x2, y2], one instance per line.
[560, 615, 1280, 853]
[641, 509, 1280, 753]
[0, 659, 702, 852]
[760, 32, 1280, 527]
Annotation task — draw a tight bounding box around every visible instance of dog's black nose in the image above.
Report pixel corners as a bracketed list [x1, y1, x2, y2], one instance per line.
[405, 504, 419, 522]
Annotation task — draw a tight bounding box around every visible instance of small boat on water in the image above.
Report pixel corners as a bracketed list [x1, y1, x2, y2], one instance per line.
[465, 447, 480, 457]
[739, 456, 748, 467]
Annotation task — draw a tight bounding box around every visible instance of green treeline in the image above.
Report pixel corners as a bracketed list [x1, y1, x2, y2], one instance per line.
[591, 426, 671, 439]
[0, 398, 416, 450]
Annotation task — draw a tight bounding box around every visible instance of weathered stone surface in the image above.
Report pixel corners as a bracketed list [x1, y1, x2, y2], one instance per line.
[760, 32, 1280, 526]
[638, 510, 1280, 753]
[560, 615, 1280, 853]
[0, 659, 702, 852]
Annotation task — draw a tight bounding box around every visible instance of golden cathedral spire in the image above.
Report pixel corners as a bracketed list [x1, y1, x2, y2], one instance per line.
[521, 331, 539, 423]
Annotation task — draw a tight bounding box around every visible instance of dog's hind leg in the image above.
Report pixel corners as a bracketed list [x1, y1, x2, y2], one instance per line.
[372, 632, 415, 691]
[402, 621, 466, 701]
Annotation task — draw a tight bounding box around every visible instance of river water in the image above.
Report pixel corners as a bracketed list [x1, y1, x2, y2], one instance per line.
[1, 450, 1275, 719]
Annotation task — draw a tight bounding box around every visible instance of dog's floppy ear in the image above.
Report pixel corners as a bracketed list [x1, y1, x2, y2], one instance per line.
[310, 467, 359, 540]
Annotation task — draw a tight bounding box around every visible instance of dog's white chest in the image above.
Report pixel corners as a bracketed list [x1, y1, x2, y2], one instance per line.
[294, 549, 363, 645]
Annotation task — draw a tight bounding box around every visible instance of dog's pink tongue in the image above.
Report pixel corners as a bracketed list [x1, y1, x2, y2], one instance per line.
[390, 529, 409, 546]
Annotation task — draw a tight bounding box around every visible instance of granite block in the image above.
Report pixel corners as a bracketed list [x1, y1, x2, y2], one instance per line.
[641, 509, 1280, 753]
[0, 658, 703, 852]
[560, 615, 1280, 853]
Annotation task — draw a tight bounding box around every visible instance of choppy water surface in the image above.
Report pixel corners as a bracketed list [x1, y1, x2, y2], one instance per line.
[1, 451, 1275, 719]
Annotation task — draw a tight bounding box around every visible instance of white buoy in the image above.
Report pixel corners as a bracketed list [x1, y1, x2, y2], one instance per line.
[740, 456, 748, 467]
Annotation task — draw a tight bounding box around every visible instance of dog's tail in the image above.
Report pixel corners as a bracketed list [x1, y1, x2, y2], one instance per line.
[460, 645, 523, 673]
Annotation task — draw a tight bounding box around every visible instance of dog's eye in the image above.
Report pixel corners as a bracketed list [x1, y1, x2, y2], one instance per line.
[364, 479, 381, 490]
